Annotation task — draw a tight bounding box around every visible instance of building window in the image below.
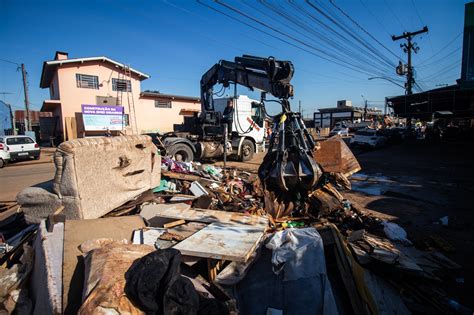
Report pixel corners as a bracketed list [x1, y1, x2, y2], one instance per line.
[155, 99, 171, 108]
[112, 78, 131, 92]
[76, 74, 99, 89]
[124, 114, 130, 126]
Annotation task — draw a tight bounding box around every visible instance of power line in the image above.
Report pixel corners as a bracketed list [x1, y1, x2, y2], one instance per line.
[163, 0, 281, 51]
[187, 0, 371, 83]
[410, 0, 434, 56]
[358, 0, 392, 37]
[329, 0, 403, 62]
[305, 0, 396, 69]
[0, 58, 20, 66]
[417, 46, 461, 68]
[420, 59, 461, 81]
[207, 0, 395, 78]
[383, 0, 405, 31]
[417, 31, 462, 65]
[257, 0, 395, 75]
[287, 0, 395, 74]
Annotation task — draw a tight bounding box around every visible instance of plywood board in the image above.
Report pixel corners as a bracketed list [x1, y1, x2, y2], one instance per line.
[173, 221, 266, 262]
[314, 138, 361, 176]
[64, 117, 72, 141]
[62, 216, 145, 314]
[140, 204, 268, 227]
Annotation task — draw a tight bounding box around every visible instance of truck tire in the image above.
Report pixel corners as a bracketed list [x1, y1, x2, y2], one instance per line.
[168, 143, 194, 162]
[239, 139, 254, 162]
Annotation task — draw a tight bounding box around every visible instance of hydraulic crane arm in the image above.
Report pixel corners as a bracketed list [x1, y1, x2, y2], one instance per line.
[199, 54, 321, 195]
[200, 55, 294, 112]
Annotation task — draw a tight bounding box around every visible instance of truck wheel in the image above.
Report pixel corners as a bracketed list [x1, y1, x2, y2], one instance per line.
[0, 158, 4, 168]
[240, 139, 254, 162]
[169, 143, 194, 162]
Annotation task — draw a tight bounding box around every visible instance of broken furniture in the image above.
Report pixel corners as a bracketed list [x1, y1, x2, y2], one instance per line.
[17, 135, 161, 222]
[139, 204, 268, 280]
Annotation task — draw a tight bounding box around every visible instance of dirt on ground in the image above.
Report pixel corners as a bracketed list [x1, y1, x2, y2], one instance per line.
[213, 140, 474, 307]
[347, 139, 474, 308]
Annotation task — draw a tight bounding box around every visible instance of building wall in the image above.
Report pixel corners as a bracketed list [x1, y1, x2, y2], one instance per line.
[50, 71, 60, 100]
[55, 61, 142, 139]
[44, 59, 201, 139]
[137, 97, 201, 133]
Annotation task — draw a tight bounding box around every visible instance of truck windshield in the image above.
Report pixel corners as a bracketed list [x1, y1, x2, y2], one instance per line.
[251, 103, 263, 126]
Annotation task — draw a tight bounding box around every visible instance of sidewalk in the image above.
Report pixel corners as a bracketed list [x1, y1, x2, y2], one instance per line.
[5, 147, 55, 167]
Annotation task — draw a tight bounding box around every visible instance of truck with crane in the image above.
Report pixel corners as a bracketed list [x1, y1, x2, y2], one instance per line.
[155, 55, 321, 193]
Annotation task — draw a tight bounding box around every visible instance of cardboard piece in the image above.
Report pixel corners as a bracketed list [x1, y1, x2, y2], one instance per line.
[314, 138, 361, 176]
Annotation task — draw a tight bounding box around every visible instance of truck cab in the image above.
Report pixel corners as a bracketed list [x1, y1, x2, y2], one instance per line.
[213, 95, 266, 161]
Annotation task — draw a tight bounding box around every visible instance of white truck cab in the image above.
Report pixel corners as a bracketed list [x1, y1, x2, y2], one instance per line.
[214, 95, 266, 160]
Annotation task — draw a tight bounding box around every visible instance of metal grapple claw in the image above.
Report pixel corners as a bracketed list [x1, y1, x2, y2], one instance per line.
[258, 111, 322, 194]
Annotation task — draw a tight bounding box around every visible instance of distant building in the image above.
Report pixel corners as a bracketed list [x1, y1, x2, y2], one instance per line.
[313, 100, 383, 128]
[40, 51, 200, 142]
[387, 2, 474, 128]
[14, 110, 53, 141]
[0, 101, 13, 136]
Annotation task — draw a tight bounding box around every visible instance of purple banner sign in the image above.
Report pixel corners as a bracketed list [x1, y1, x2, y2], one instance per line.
[81, 104, 124, 115]
[81, 104, 125, 131]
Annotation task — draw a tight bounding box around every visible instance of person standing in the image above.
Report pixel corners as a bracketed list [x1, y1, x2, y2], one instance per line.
[222, 99, 234, 136]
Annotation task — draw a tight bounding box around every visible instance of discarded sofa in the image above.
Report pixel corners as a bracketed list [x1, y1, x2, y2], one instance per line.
[17, 135, 161, 222]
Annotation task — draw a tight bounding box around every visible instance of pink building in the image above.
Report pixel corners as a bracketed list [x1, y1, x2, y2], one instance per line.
[40, 51, 200, 141]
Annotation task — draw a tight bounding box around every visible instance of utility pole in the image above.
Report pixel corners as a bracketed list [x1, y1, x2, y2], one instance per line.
[298, 100, 302, 113]
[21, 63, 31, 131]
[392, 26, 428, 95]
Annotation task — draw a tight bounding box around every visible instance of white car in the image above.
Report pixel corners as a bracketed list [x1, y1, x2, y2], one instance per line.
[0, 135, 41, 166]
[350, 129, 387, 148]
[329, 127, 349, 137]
[0, 138, 10, 168]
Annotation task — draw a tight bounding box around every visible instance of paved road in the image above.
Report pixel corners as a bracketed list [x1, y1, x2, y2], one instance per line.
[0, 162, 55, 202]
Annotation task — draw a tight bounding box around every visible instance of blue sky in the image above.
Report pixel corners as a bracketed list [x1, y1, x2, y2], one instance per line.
[0, 0, 467, 117]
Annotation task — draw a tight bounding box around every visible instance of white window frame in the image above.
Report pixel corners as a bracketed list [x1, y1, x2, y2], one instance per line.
[76, 74, 99, 89]
[155, 99, 172, 108]
[112, 78, 131, 92]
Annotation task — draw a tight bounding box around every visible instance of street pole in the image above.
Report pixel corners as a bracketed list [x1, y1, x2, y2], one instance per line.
[364, 100, 368, 121]
[21, 63, 31, 131]
[392, 27, 428, 95]
[223, 124, 227, 173]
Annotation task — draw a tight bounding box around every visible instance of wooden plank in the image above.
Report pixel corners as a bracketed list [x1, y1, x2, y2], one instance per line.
[162, 171, 203, 181]
[163, 219, 186, 229]
[173, 221, 266, 262]
[64, 117, 72, 141]
[162, 171, 220, 183]
[140, 204, 268, 227]
[70, 117, 77, 140]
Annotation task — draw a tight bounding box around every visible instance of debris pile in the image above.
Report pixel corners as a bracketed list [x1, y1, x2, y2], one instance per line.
[0, 135, 471, 314]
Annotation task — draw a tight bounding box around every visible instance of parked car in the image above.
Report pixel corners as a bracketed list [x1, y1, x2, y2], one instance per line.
[379, 127, 406, 144]
[328, 127, 349, 137]
[1, 135, 40, 163]
[350, 129, 387, 148]
[0, 137, 10, 168]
